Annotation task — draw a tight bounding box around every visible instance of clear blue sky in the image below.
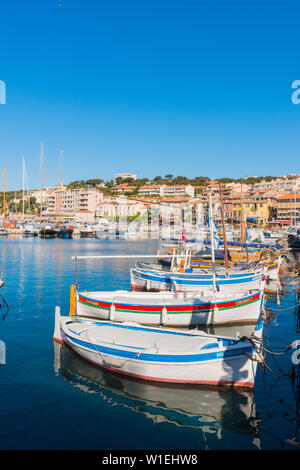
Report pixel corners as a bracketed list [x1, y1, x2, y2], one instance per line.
[0, 0, 300, 190]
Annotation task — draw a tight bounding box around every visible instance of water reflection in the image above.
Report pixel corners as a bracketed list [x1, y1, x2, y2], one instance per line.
[54, 342, 261, 445]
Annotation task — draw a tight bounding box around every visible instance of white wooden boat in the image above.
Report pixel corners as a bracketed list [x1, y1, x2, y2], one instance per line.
[74, 285, 265, 326]
[130, 264, 267, 293]
[53, 307, 264, 388]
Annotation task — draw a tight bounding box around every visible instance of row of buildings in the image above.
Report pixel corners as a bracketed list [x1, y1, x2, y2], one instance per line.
[8, 174, 300, 226]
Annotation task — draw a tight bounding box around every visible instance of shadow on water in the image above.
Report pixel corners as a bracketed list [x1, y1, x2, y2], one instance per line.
[0, 293, 9, 322]
[54, 342, 261, 443]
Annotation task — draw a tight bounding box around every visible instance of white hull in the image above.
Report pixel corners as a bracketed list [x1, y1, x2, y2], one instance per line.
[76, 288, 265, 326]
[54, 310, 264, 388]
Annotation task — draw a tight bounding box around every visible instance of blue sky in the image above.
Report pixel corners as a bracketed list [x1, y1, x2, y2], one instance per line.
[0, 0, 300, 190]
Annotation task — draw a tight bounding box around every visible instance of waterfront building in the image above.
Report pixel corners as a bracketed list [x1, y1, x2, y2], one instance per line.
[275, 193, 300, 224]
[42, 188, 104, 218]
[223, 196, 272, 224]
[74, 210, 95, 223]
[96, 196, 147, 219]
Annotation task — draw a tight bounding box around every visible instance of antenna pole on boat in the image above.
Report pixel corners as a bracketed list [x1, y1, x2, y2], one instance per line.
[40, 141, 43, 221]
[218, 182, 229, 276]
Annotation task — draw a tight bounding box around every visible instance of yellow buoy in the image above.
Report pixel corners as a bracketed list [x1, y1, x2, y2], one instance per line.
[69, 284, 76, 316]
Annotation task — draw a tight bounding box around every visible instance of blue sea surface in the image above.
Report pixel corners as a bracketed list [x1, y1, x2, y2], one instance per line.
[0, 238, 299, 450]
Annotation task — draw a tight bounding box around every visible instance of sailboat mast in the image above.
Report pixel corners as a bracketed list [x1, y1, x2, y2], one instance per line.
[40, 141, 43, 220]
[218, 182, 229, 276]
[22, 156, 25, 219]
[3, 165, 6, 223]
[240, 182, 245, 246]
[59, 148, 63, 219]
[208, 193, 216, 291]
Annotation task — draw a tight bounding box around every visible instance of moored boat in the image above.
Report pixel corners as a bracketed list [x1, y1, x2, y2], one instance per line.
[130, 264, 267, 293]
[158, 251, 282, 280]
[80, 229, 96, 238]
[39, 228, 57, 238]
[74, 284, 265, 326]
[57, 227, 73, 239]
[53, 307, 264, 388]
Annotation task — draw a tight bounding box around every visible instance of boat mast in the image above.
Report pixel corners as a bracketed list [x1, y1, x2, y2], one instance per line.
[218, 182, 229, 276]
[22, 156, 25, 220]
[59, 148, 63, 219]
[3, 165, 6, 223]
[294, 186, 297, 226]
[208, 192, 216, 292]
[40, 141, 43, 221]
[240, 182, 245, 247]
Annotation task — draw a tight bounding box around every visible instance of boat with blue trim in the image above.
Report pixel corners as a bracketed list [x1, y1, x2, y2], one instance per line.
[53, 307, 264, 388]
[131, 264, 266, 293]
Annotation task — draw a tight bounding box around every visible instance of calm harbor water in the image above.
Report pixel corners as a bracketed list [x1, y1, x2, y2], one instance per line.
[0, 237, 299, 450]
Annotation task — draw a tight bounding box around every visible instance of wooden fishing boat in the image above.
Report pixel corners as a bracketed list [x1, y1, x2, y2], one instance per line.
[23, 229, 38, 237]
[130, 264, 267, 293]
[57, 228, 73, 239]
[158, 252, 282, 280]
[39, 228, 57, 238]
[80, 229, 96, 238]
[0, 228, 9, 236]
[53, 307, 264, 388]
[73, 284, 265, 326]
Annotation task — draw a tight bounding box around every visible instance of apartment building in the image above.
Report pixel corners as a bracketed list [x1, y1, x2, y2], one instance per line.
[276, 193, 300, 224]
[96, 196, 148, 219]
[223, 197, 271, 224]
[250, 176, 300, 194]
[111, 184, 136, 194]
[42, 188, 104, 217]
[138, 184, 194, 198]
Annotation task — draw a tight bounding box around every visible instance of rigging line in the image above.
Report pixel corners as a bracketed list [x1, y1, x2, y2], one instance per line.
[264, 302, 300, 312]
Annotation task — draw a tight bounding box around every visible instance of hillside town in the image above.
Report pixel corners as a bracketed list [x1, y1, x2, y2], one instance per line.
[1, 172, 300, 228]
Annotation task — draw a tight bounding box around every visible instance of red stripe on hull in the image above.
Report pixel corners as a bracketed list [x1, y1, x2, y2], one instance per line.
[79, 293, 260, 312]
